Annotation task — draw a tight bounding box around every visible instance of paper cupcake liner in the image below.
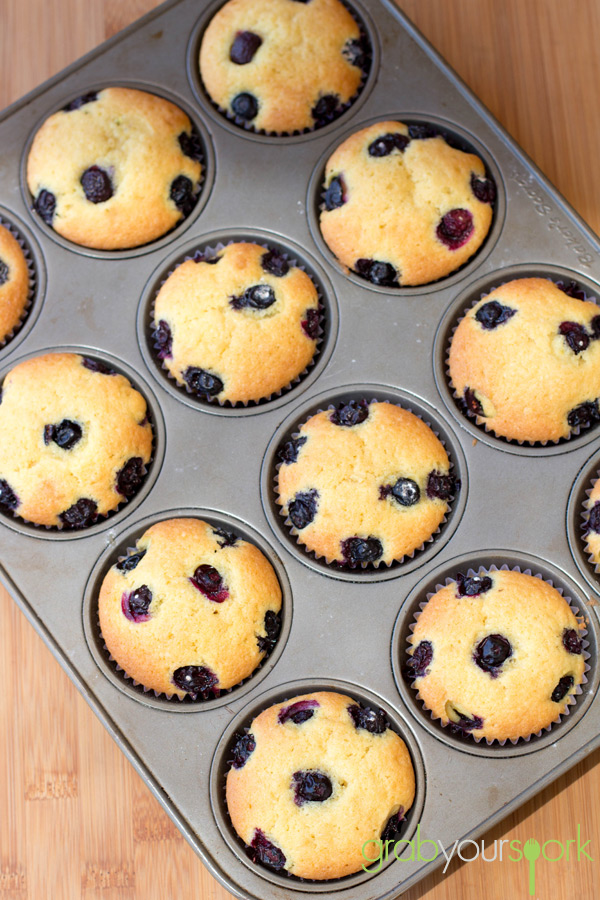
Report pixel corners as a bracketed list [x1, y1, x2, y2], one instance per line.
[273, 398, 459, 570]
[149, 240, 324, 408]
[405, 564, 590, 746]
[445, 277, 599, 446]
[0, 214, 37, 349]
[579, 470, 600, 573]
[200, 1, 372, 138]
[95, 541, 282, 704]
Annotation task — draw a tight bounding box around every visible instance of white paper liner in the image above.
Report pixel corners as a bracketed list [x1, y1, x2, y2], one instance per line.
[446, 277, 600, 445]
[149, 240, 324, 407]
[0, 214, 37, 348]
[96, 537, 282, 704]
[273, 398, 459, 570]
[405, 564, 590, 746]
[0, 358, 153, 531]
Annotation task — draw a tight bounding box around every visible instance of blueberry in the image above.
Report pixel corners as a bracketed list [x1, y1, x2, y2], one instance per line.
[447, 709, 484, 735]
[563, 629, 583, 655]
[154, 319, 173, 359]
[330, 399, 369, 426]
[474, 634, 512, 676]
[122, 584, 152, 622]
[559, 321, 590, 354]
[567, 400, 600, 429]
[183, 367, 224, 398]
[292, 770, 333, 806]
[212, 527, 238, 547]
[261, 249, 289, 277]
[407, 641, 433, 679]
[341, 537, 383, 565]
[587, 501, 600, 534]
[301, 308, 320, 339]
[257, 610, 281, 653]
[354, 258, 399, 286]
[551, 674, 574, 703]
[475, 300, 516, 329]
[312, 93, 341, 126]
[278, 435, 307, 465]
[116, 457, 145, 498]
[436, 208, 474, 249]
[190, 564, 229, 602]
[34, 189, 56, 225]
[59, 498, 98, 529]
[172, 665, 219, 698]
[381, 808, 405, 841]
[82, 357, 115, 375]
[116, 549, 146, 572]
[43, 419, 82, 450]
[470, 173, 496, 204]
[557, 280, 586, 301]
[324, 175, 346, 211]
[230, 284, 276, 310]
[192, 250, 220, 265]
[368, 133, 410, 157]
[389, 477, 420, 506]
[591, 316, 600, 339]
[247, 829, 286, 871]
[81, 166, 113, 203]
[0, 479, 19, 511]
[408, 123, 438, 140]
[0, 258, 9, 286]
[170, 175, 195, 216]
[342, 36, 370, 71]
[231, 92, 258, 121]
[288, 489, 318, 530]
[278, 699, 319, 724]
[62, 91, 98, 111]
[456, 573, 493, 597]
[426, 470, 458, 501]
[177, 130, 203, 162]
[229, 732, 255, 769]
[463, 387, 483, 416]
[230, 30, 262, 65]
[348, 703, 388, 734]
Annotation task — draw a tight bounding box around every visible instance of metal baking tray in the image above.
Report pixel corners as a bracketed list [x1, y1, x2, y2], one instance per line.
[2, 0, 600, 897]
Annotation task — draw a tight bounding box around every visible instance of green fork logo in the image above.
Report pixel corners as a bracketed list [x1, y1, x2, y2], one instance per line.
[523, 839, 541, 895]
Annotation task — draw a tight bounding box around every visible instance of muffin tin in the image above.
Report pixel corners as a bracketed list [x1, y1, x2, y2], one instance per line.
[1, 1, 600, 897]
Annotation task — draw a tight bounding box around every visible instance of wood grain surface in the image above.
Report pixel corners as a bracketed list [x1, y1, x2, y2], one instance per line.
[1, 1, 599, 898]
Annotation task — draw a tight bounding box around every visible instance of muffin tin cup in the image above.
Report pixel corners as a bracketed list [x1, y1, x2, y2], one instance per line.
[19, 80, 215, 260]
[187, 0, 380, 143]
[83, 507, 293, 711]
[566, 448, 600, 594]
[262, 383, 467, 581]
[434, 264, 600, 454]
[140, 232, 334, 412]
[209, 677, 426, 892]
[0, 345, 165, 540]
[391, 550, 599, 758]
[0, 208, 45, 356]
[307, 113, 506, 294]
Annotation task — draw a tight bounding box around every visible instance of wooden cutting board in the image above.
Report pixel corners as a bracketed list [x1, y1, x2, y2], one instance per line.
[1, 1, 599, 897]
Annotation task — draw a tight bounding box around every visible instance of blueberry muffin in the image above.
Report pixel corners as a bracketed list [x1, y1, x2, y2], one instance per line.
[407, 569, 585, 742]
[320, 121, 495, 286]
[153, 242, 320, 403]
[27, 88, 202, 249]
[98, 518, 282, 698]
[0, 353, 152, 528]
[199, 0, 368, 133]
[226, 691, 415, 879]
[448, 278, 600, 442]
[0, 223, 29, 345]
[276, 400, 457, 566]
[583, 479, 600, 566]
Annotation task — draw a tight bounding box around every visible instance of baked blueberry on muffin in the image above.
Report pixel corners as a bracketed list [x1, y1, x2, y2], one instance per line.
[276, 400, 457, 566]
[319, 120, 494, 286]
[199, 0, 369, 133]
[0, 223, 30, 345]
[448, 277, 600, 442]
[152, 242, 320, 404]
[0, 353, 152, 528]
[226, 691, 415, 879]
[407, 569, 585, 742]
[27, 88, 203, 249]
[98, 518, 282, 698]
